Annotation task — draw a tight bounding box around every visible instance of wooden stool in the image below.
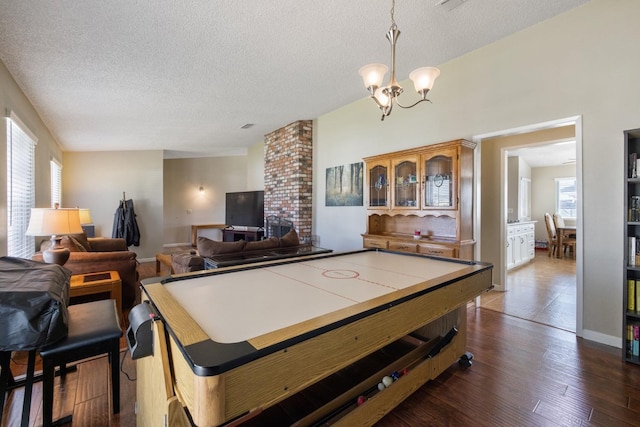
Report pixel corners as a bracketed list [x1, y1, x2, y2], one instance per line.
[39, 300, 123, 426]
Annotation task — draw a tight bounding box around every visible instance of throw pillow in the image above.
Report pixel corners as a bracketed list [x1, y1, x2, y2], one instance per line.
[68, 233, 92, 251]
[68, 236, 89, 252]
[244, 237, 280, 252]
[280, 229, 300, 247]
[197, 237, 246, 257]
[58, 235, 87, 252]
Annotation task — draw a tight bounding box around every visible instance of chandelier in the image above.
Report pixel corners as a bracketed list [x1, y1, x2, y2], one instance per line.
[359, 0, 440, 121]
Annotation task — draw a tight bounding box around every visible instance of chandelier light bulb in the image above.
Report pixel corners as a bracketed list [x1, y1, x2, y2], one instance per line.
[359, 64, 388, 94]
[374, 87, 391, 108]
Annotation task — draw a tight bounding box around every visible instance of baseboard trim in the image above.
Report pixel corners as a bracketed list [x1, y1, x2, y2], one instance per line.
[164, 242, 191, 248]
[581, 329, 621, 349]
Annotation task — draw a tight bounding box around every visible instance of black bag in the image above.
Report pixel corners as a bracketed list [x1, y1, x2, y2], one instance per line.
[0, 257, 71, 351]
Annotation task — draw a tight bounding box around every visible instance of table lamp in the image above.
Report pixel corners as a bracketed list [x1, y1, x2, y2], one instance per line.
[78, 208, 95, 237]
[25, 207, 83, 266]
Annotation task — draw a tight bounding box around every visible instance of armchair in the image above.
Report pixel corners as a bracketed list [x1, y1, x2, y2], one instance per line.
[33, 233, 139, 310]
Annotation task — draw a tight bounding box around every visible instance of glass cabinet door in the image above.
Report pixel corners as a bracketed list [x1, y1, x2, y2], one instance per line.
[422, 149, 456, 209]
[392, 157, 419, 209]
[367, 161, 389, 208]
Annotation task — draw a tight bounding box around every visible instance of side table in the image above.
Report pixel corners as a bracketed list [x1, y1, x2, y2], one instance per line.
[70, 271, 122, 317]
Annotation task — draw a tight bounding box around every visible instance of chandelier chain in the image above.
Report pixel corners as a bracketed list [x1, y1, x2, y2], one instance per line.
[390, 0, 396, 28]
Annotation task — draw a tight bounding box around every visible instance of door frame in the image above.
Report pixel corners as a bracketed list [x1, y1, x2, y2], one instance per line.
[472, 115, 583, 336]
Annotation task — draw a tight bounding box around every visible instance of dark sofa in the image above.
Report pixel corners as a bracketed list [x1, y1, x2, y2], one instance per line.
[172, 229, 304, 274]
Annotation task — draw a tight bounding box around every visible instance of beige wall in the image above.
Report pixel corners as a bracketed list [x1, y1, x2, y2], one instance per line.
[532, 164, 577, 242]
[63, 151, 164, 260]
[507, 156, 532, 223]
[246, 142, 265, 190]
[315, 0, 640, 346]
[163, 155, 248, 245]
[161, 142, 263, 245]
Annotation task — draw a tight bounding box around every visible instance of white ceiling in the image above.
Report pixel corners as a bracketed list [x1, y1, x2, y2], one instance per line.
[0, 0, 590, 158]
[508, 140, 576, 168]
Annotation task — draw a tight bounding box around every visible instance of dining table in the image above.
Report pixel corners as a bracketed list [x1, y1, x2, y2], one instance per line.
[556, 225, 576, 258]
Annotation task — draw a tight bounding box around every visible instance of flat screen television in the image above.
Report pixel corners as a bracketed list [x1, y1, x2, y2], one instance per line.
[225, 191, 264, 228]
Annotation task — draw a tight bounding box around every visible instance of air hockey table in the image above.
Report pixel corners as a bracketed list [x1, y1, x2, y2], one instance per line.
[134, 249, 493, 426]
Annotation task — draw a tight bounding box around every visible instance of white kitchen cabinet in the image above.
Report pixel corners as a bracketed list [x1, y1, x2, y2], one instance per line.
[506, 221, 536, 270]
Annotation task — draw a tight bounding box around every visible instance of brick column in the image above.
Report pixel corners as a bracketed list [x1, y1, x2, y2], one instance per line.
[264, 120, 313, 243]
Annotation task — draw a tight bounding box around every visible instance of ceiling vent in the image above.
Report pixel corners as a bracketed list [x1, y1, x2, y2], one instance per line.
[436, 0, 468, 12]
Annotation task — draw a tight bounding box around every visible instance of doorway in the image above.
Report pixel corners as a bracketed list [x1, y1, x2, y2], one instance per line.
[473, 116, 583, 335]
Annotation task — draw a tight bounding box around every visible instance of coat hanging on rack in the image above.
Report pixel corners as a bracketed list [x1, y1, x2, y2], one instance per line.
[112, 194, 140, 246]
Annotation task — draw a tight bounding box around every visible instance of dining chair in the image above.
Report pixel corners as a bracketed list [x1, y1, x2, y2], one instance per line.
[544, 213, 558, 258]
[552, 212, 565, 229]
[552, 213, 576, 258]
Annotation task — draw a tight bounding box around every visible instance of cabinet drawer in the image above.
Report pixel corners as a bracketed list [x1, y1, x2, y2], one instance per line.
[389, 241, 418, 253]
[417, 244, 456, 258]
[363, 237, 389, 249]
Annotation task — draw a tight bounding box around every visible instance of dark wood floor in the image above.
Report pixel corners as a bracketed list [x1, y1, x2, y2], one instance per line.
[4, 258, 639, 427]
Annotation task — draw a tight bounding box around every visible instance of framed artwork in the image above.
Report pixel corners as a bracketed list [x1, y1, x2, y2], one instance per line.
[325, 162, 363, 206]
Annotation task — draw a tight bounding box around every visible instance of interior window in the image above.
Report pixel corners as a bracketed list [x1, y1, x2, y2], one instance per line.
[555, 177, 577, 219]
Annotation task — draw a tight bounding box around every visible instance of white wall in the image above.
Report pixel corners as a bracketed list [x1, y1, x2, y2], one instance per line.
[314, 0, 640, 346]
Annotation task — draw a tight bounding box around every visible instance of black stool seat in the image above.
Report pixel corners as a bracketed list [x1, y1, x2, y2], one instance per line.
[39, 299, 122, 427]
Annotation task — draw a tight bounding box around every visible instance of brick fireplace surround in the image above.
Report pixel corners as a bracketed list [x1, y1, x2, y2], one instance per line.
[264, 120, 313, 243]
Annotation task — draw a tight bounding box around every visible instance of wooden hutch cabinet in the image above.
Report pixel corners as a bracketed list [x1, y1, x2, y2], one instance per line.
[362, 139, 476, 260]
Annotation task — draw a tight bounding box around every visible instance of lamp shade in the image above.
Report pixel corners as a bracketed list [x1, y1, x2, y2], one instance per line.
[25, 208, 83, 236]
[359, 63, 388, 90]
[409, 67, 440, 94]
[78, 208, 93, 225]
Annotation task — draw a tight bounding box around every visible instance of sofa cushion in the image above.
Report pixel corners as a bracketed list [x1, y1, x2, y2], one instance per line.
[280, 229, 300, 247]
[244, 237, 280, 252]
[197, 237, 246, 257]
[171, 252, 204, 274]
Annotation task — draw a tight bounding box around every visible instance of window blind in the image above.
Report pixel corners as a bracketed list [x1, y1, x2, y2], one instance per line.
[6, 113, 37, 258]
[555, 177, 577, 220]
[50, 159, 62, 208]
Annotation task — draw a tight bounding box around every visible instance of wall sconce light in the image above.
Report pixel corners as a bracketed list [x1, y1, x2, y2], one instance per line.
[199, 186, 204, 194]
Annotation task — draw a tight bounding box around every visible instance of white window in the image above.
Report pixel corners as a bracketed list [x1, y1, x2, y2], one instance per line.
[555, 177, 577, 220]
[6, 112, 37, 258]
[51, 159, 62, 208]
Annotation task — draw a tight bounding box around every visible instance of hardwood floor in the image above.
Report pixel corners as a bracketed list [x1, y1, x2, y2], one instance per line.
[481, 249, 577, 332]
[4, 258, 639, 427]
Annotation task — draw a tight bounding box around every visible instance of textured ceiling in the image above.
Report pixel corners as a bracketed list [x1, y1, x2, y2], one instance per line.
[0, 0, 589, 158]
